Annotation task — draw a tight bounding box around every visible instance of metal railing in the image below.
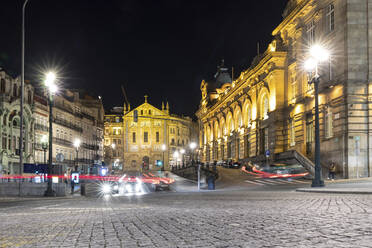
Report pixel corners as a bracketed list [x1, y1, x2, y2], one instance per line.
[34, 123, 49, 132]
[53, 117, 83, 133]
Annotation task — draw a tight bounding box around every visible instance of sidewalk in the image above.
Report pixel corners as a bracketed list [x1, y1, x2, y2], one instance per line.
[297, 177, 372, 194]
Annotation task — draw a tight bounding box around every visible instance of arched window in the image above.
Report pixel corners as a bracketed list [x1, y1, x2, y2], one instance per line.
[27, 90, 32, 104]
[262, 94, 269, 120]
[12, 119, 18, 127]
[247, 107, 252, 126]
[0, 79, 5, 93]
[230, 119, 234, 132]
[13, 85, 17, 97]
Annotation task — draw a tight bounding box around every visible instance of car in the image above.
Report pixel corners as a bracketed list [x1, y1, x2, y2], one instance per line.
[230, 162, 241, 169]
[253, 161, 309, 179]
[122, 176, 144, 193]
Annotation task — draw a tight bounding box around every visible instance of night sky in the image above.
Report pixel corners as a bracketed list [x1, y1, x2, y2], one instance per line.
[0, 0, 287, 118]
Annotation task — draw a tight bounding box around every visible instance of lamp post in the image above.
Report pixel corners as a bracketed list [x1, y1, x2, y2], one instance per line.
[74, 138, 81, 172]
[189, 142, 197, 165]
[304, 44, 329, 188]
[41, 135, 48, 165]
[180, 148, 185, 167]
[44, 72, 57, 196]
[173, 151, 180, 169]
[161, 144, 166, 171]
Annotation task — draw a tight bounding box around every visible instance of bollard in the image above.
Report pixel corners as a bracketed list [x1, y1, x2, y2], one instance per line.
[80, 183, 86, 196]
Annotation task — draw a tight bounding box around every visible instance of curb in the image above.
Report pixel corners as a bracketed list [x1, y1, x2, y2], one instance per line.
[296, 188, 372, 194]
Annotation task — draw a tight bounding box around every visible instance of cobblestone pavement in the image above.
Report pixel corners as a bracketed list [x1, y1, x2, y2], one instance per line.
[1, 190, 372, 248]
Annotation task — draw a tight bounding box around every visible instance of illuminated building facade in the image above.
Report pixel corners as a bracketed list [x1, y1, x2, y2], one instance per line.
[104, 96, 196, 172]
[0, 68, 104, 175]
[197, 0, 372, 178]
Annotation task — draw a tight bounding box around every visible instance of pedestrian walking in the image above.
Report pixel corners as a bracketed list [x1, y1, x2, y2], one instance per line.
[328, 162, 336, 180]
[71, 176, 76, 194]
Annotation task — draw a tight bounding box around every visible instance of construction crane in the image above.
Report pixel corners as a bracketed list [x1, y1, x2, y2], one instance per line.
[121, 84, 130, 106]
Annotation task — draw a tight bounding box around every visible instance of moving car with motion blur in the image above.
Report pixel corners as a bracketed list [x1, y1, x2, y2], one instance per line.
[122, 176, 144, 193]
[252, 160, 309, 179]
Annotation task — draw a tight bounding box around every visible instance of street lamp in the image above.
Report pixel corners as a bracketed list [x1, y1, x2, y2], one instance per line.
[161, 144, 166, 171]
[41, 135, 48, 165]
[19, 0, 30, 186]
[173, 151, 180, 168]
[74, 138, 81, 171]
[304, 44, 329, 188]
[44, 71, 58, 196]
[189, 142, 197, 165]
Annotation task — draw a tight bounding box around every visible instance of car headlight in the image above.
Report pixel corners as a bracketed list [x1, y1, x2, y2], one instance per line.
[135, 183, 141, 192]
[102, 184, 112, 194]
[126, 184, 131, 191]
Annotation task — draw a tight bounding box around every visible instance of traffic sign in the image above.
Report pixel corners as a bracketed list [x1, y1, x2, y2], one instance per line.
[265, 150, 270, 157]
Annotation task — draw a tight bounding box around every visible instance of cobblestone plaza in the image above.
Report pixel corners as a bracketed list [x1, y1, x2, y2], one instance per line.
[1, 190, 372, 248]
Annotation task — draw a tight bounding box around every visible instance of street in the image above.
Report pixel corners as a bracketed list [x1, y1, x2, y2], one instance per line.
[1, 170, 372, 248]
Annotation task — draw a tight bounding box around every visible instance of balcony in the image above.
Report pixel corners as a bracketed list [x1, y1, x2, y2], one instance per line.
[53, 137, 72, 147]
[82, 143, 99, 151]
[76, 158, 94, 164]
[34, 123, 49, 132]
[53, 117, 83, 133]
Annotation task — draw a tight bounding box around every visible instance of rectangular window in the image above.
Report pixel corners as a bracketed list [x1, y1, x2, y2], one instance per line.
[2, 136, 6, 149]
[306, 115, 314, 143]
[307, 20, 315, 44]
[325, 109, 333, 138]
[118, 139, 121, 145]
[291, 72, 297, 101]
[290, 119, 296, 146]
[244, 135, 250, 157]
[156, 132, 159, 143]
[132, 132, 136, 143]
[329, 57, 333, 81]
[144, 132, 148, 143]
[326, 4, 335, 33]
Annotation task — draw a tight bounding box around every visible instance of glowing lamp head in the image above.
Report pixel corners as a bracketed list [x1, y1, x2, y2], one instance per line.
[189, 142, 197, 150]
[111, 143, 116, 149]
[173, 151, 179, 158]
[41, 135, 48, 144]
[161, 144, 166, 151]
[304, 58, 317, 72]
[74, 138, 81, 149]
[101, 184, 112, 194]
[310, 45, 329, 62]
[180, 149, 185, 154]
[49, 83, 58, 94]
[45, 72, 56, 86]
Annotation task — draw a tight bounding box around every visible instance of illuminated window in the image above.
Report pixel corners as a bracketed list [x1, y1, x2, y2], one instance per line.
[290, 119, 296, 146]
[326, 4, 335, 33]
[262, 95, 269, 120]
[291, 72, 297, 100]
[307, 20, 315, 44]
[247, 107, 251, 127]
[325, 108, 333, 138]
